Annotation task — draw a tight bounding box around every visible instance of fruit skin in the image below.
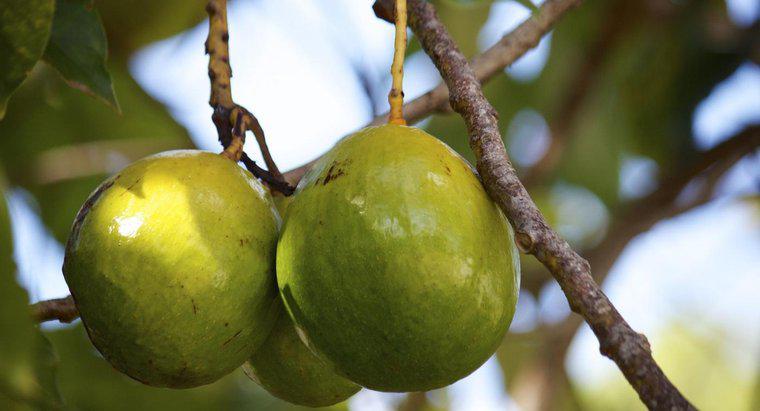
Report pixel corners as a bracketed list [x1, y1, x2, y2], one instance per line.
[272, 193, 294, 216]
[244, 300, 360, 407]
[277, 124, 520, 392]
[63, 150, 281, 388]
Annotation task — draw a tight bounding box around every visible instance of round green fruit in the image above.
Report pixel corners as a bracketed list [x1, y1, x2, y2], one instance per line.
[244, 300, 360, 407]
[277, 124, 520, 392]
[63, 150, 281, 388]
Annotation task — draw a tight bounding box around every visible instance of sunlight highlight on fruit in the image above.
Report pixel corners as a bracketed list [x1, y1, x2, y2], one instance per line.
[63, 150, 281, 388]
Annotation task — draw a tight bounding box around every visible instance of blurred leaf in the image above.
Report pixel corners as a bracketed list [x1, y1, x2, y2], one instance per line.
[431, 0, 493, 57]
[45, 325, 348, 411]
[32, 174, 108, 244]
[0, 0, 55, 119]
[0, 184, 63, 409]
[43, 0, 119, 111]
[28, 334, 64, 409]
[554, 89, 624, 206]
[497, 326, 584, 411]
[611, 2, 746, 170]
[96, 0, 206, 57]
[0, 63, 192, 242]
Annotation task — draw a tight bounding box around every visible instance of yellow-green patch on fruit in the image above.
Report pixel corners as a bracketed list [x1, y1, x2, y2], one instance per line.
[244, 300, 360, 407]
[63, 150, 281, 388]
[277, 124, 520, 392]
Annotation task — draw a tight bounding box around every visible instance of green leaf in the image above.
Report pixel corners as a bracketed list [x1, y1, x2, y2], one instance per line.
[43, 0, 119, 111]
[0, 0, 55, 119]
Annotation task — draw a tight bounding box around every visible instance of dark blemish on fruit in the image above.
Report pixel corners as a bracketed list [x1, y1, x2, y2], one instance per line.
[444, 165, 451, 176]
[322, 163, 346, 186]
[67, 180, 115, 249]
[239, 237, 252, 247]
[222, 330, 243, 347]
[224, 322, 229, 327]
[120, 178, 142, 196]
[191, 298, 198, 315]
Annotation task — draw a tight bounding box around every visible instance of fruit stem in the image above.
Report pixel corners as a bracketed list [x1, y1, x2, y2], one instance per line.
[388, 0, 407, 126]
[204, 1, 293, 195]
[206, 0, 234, 109]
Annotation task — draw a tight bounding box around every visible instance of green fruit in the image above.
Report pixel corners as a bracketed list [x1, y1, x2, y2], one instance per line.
[63, 150, 281, 388]
[277, 124, 520, 392]
[244, 300, 360, 407]
[272, 194, 294, 216]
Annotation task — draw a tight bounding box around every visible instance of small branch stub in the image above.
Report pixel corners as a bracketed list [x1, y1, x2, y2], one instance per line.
[388, 0, 408, 125]
[31, 296, 79, 324]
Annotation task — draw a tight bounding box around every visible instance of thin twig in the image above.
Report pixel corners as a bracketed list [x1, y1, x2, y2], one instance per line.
[391, 0, 694, 408]
[30, 296, 78, 324]
[241, 152, 295, 196]
[205, 0, 292, 192]
[387, 0, 408, 125]
[284, 0, 581, 182]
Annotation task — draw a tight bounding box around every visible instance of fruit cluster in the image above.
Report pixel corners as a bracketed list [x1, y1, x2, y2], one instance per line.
[63, 124, 520, 407]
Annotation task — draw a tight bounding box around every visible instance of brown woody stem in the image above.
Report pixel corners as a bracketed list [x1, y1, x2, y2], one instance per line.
[205, 0, 291, 191]
[388, 0, 408, 125]
[30, 296, 78, 324]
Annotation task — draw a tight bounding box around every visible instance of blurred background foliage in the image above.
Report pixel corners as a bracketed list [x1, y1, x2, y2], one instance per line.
[1, 0, 758, 409]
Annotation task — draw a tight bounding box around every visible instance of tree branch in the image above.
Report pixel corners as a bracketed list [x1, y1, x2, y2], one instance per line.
[390, 0, 694, 408]
[205, 0, 292, 193]
[518, 124, 759, 395]
[521, 125, 759, 297]
[30, 296, 78, 324]
[283, 0, 582, 183]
